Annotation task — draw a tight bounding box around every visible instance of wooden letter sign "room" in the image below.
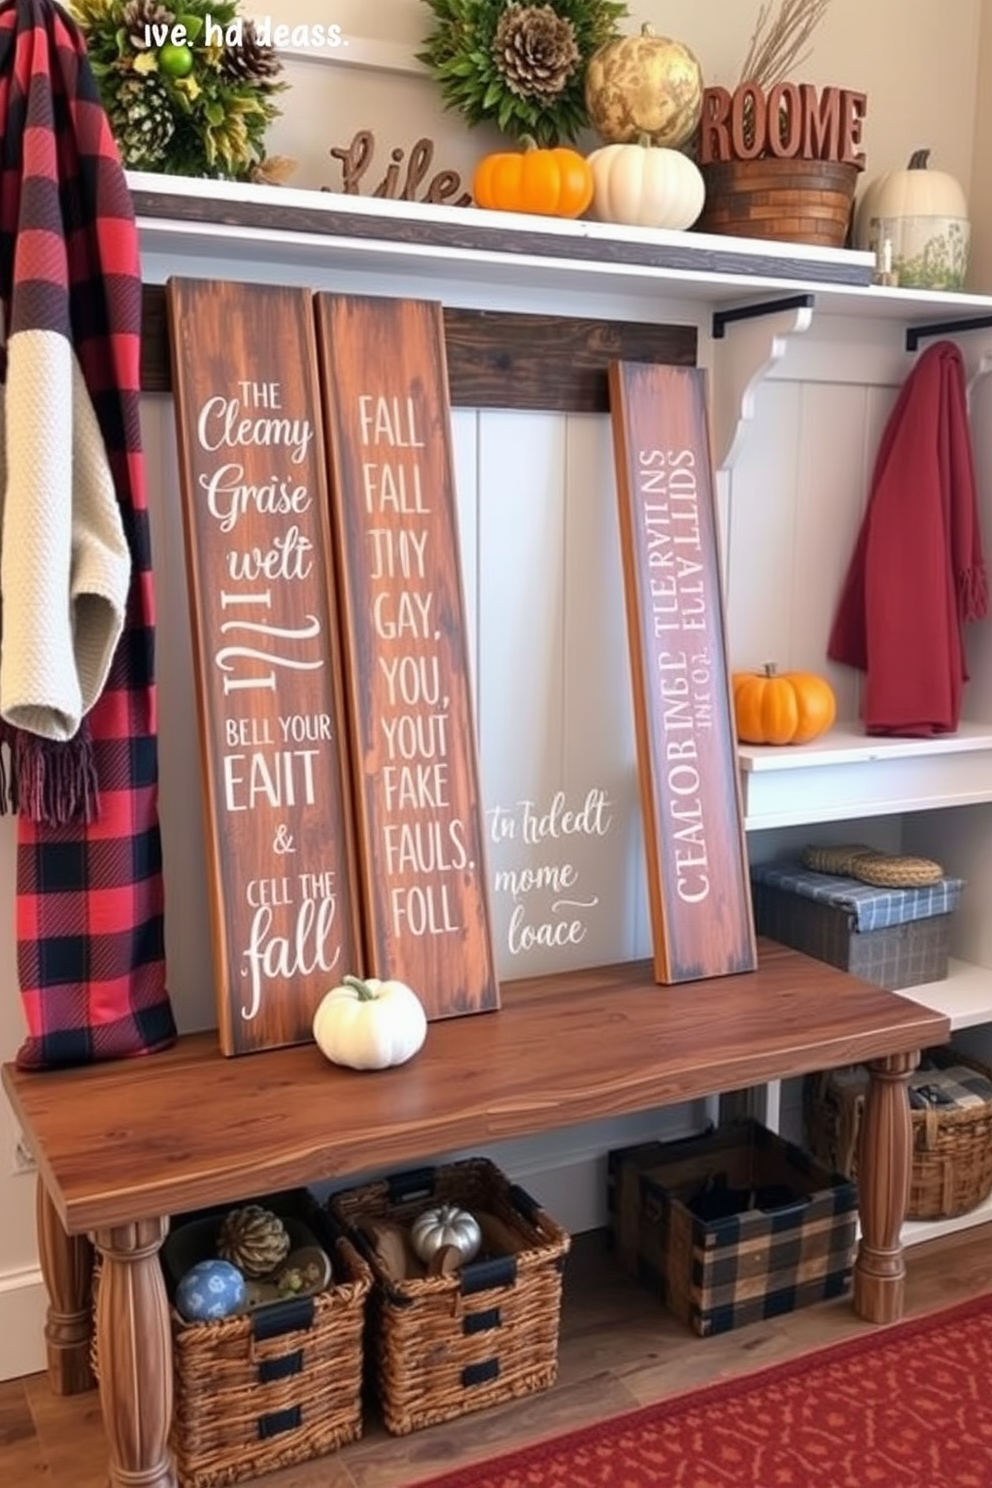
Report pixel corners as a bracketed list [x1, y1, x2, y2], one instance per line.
[316, 295, 499, 1021]
[699, 82, 867, 167]
[168, 279, 363, 1055]
[610, 362, 757, 984]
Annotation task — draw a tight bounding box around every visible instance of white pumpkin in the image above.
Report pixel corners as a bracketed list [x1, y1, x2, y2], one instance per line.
[312, 974, 427, 1071]
[854, 151, 970, 282]
[587, 140, 705, 230]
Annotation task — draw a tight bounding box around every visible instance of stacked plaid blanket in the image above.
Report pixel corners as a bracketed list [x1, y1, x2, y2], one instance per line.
[0, 0, 176, 1066]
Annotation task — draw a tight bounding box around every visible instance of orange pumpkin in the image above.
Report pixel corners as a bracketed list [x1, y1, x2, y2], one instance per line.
[473, 138, 594, 219]
[732, 663, 836, 746]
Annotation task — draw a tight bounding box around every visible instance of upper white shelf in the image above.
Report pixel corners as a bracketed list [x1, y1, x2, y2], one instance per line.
[739, 722, 992, 830]
[128, 172, 992, 329]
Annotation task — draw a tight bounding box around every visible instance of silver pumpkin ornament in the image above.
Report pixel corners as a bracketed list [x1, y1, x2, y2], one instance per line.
[409, 1203, 482, 1265]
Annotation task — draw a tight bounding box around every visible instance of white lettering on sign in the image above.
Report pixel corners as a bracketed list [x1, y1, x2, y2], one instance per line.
[356, 388, 468, 942]
[639, 448, 713, 907]
[486, 788, 614, 958]
[189, 374, 344, 1023]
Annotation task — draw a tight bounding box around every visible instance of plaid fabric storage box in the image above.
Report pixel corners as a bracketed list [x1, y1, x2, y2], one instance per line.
[329, 1157, 570, 1434]
[750, 861, 964, 989]
[607, 1119, 857, 1337]
[805, 1048, 992, 1220]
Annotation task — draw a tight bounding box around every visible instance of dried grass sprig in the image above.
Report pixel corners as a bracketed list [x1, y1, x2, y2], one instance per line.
[738, 0, 833, 87]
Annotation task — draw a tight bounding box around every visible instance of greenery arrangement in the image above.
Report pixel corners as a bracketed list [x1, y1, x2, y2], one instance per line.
[71, 0, 287, 180]
[418, 0, 628, 148]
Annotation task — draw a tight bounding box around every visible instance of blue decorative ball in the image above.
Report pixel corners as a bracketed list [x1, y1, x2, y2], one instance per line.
[175, 1258, 247, 1322]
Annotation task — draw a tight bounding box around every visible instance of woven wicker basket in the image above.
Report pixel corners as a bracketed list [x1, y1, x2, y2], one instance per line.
[329, 1157, 570, 1435]
[93, 1190, 372, 1488]
[805, 1049, 992, 1221]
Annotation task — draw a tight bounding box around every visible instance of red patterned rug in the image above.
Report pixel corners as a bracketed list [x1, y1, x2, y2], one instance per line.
[410, 1294, 992, 1488]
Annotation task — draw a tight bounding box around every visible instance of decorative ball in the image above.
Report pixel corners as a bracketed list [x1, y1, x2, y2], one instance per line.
[217, 1205, 292, 1278]
[585, 24, 704, 149]
[175, 1258, 247, 1322]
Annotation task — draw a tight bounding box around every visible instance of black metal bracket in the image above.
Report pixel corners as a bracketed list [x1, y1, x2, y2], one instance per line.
[712, 293, 816, 340]
[906, 314, 992, 353]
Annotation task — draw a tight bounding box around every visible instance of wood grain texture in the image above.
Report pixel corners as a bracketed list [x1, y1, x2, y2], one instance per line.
[2, 943, 948, 1237]
[609, 362, 757, 983]
[167, 278, 364, 1054]
[93, 1219, 173, 1488]
[35, 1183, 93, 1397]
[129, 187, 875, 285]
[141, 288, 697, 411]
[315, 293, 499, 1021]
[854, 1052, 917, 1324]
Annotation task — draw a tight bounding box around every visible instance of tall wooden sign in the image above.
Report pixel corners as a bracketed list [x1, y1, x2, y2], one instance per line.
[609, 362, 757, 983]
[314, 294, 499, 1020]
[168, 278, 363, 1054]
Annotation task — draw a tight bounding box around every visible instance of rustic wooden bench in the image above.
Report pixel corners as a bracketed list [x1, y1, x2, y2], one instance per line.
[2, 941, 948, 1488]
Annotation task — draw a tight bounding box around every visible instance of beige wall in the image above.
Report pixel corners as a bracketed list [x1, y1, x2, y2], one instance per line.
[268, 0, 981, 227]
[968, 3, 992, 288]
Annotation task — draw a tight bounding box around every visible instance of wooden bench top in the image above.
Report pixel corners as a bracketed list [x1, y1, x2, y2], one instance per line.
[2, 941, 949, 1235]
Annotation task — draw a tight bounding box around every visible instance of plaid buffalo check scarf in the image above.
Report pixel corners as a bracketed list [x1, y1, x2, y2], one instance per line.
[0, 0, 176, 1067]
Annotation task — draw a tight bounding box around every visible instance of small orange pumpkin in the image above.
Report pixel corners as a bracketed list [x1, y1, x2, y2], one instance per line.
[472, 137, 594, 219]
[732, 663, 836, 746]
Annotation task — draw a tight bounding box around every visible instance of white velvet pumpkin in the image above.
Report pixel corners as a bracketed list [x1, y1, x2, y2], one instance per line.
[587, 141, 705, 230]
[312, 974, 427, 1071]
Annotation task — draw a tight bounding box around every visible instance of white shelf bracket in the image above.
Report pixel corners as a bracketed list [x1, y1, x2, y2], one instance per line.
[711, 295, 816, 473]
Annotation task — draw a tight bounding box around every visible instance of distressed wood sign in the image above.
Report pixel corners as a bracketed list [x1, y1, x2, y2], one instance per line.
[168, 278, 363, 1055]
[699, 82, 867, 167]
[609, 362, 757, 984]
[315, 294, 499, 1021]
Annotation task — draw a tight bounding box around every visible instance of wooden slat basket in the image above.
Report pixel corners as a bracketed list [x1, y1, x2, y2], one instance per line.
[805, 1048, 992, 1220]
[93, 1189, 372, 1488]
[695, 157, 859, 247]
[329, 1156, 570, 1435]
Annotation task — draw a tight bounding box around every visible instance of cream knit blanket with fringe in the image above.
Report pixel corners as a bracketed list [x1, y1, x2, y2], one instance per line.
[0, 327, 131, 740]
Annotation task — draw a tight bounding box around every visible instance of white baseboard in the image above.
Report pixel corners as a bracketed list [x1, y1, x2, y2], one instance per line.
[0, 1265, 46, 1382]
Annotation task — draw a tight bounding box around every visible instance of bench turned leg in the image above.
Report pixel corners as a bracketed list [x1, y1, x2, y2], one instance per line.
[94, 1217, 175, 1488]
[853, 1050, 917, 1324]
[36, 1179, 95, 1395]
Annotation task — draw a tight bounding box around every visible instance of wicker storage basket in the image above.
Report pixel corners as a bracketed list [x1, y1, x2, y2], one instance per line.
[805, 1049, 992, 1220]
[329, 1157, 570, 1435]
[93, 1189, 372, 1488]
[695, 158, 859, 248]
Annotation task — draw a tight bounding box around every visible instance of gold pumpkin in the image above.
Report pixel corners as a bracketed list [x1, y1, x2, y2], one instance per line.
[732, 663, 836, 746]
[584, 23, 703, 149]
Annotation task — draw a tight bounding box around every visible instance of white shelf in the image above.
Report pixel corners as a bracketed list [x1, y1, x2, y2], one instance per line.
[740, 723, 992, 830]
[895, 960, 992, 1031]
[902, 1188, 992, 1248]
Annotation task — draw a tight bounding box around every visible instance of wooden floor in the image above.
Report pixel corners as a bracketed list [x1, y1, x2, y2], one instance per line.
[3, 1225, 991, 1488]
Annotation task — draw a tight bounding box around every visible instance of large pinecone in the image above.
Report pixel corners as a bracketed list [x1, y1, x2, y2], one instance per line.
[221, 21, 282, 86]
[492, 3, 580, 101]
[218, 1205, 291, 1278]
[120, 0, 176, 49]
[108, 75, 175, 170]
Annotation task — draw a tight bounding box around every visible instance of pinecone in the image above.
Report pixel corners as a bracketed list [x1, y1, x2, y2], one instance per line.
[492, 3, 580, 101]
[108, 75, 175, 170]
[217, 1205, 291, 1278]
[120, 0, 176, 49]
[221, 21, 282, 86]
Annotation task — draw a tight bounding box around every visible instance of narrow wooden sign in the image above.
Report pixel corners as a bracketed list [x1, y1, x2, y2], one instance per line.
[314, 294, 499, 1020]
[609, 362, 757, 983]
[168, 277, 363, 1055]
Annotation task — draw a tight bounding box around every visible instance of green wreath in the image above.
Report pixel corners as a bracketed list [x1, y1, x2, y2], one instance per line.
[418, 0, 628, 148]
[72, 0, 286, 180]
